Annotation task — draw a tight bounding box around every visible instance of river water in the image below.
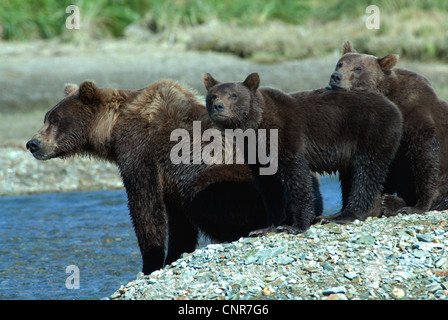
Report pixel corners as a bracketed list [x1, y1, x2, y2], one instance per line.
[0, 175, 341, 300]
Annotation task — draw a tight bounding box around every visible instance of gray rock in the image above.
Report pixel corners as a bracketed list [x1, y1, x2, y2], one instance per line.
[244, 246, 286, 265]
[412, 249, 430, 258]
[344, 271, 358, 280]
[417, 234, 434, 242]
[322, 286, 346, 295]
[435, 257, 448, 268]
[275, 256, 295, 265]
[426, 281, 443, 293]
[355, 235, 376, 245]
[322, 262, 334, 271]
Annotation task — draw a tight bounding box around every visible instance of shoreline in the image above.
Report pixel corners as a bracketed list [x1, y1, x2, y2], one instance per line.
[0, 146, 123, 197]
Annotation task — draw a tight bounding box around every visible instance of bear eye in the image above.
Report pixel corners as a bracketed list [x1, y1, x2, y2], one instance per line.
[230, 93, 237, 99]
[354, 67, 362, 73]
[211, 94, 217, 100]
[337, 62, 343, 68]
[50, 117, 60, 126]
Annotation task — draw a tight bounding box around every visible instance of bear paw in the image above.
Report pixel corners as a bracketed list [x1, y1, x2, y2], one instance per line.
[248, 226, 278, 237]
[276, 225, 308, 235]
[248, 225, 307, 237]
[396, 206, 427, 215]
[316, 211, 357, 224]
[381, 194, 406, 217]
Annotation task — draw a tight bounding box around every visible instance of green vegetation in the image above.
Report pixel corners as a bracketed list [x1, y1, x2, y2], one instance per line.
[1, 0, 149, 39]
[1, 0, 448, 61]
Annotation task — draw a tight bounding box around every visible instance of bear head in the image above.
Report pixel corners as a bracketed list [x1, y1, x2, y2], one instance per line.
[329, 41, 399, 94]
[203, 72, 263, 131]
[26, 81, 111, 160]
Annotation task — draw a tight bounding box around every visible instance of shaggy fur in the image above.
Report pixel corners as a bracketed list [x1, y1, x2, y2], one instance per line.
[204, 73, 402, 227]
[330, 41, 448, 215]
[26, 80, 323, 274]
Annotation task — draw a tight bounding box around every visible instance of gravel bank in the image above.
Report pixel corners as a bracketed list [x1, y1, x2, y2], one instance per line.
[0, 146, 122, 196]
[109, 211, 448, 300]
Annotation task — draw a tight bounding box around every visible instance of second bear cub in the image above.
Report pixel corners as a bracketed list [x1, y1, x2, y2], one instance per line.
[204, 73, 402, 231]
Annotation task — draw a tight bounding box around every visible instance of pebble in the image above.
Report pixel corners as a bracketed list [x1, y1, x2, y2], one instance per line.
[355, 235, 376, 245]
[107, 211, 448, 300]
[391, 287, 406, 299]
[244, 246, 286, 265]
[344, 272, 358, 280]
[435, 257, 448, 268]
[322, 286, 346, 295]
[275, 256, 295, 265]
[322, 293, 348, 300]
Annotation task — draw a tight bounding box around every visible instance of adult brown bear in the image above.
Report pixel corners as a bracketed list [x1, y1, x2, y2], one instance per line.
[26, 80, 323, 275]
[203, 72, 402, 229]
[330, 41, 448, 216]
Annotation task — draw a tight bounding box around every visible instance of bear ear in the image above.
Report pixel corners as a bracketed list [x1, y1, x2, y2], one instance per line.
[342, 41, 357, 54]
[78, 81, 101, 104]
[64, 84, 78, 96]
[242, 73, 260, 92]
[377, 54, 399, 71]
[203, 73, 220, 91]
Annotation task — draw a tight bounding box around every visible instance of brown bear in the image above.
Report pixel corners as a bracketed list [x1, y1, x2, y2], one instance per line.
[26, 80, 323, 275]
[203, 72, 402, 228]
[329, 41, 448, 216]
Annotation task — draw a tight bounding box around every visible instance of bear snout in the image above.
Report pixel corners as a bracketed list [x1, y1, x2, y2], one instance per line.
[330, 72, 343, 85]
[26, 138, 41, 153]
[213, 101, 225, 113]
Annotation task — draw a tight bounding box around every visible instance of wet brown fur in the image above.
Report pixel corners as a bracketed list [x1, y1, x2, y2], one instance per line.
[331, 41, 448, 215]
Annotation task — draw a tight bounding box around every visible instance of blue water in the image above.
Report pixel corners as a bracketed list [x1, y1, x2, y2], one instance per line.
[0, 175, 341, 300]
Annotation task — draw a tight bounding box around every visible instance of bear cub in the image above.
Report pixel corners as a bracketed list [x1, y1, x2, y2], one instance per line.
[204, 72, 402, 227]
[330, 41, 448, 216]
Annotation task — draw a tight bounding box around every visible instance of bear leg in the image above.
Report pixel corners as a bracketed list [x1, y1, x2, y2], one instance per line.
[248, 153, 315, 235]
[248, 169, 287, 227]
[120, 161, 167, 275]
[277, 153, 316, 233]
[338, 168, 352, 210]
[164, 204, 199, 267]
[429, 182, 448, 211]
[320, 152, 389, 223]
[142, 247, 166, 275]
[394, 130, 440, 215]
[311, 173, 324, 218]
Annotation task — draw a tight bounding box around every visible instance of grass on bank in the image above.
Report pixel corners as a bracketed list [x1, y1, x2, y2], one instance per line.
[1, 0, 448, 62]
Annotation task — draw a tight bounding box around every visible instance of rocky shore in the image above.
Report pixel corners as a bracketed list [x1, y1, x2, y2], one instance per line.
[109, 210, 448, 300]
[0, 146, 122, 196]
